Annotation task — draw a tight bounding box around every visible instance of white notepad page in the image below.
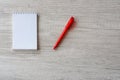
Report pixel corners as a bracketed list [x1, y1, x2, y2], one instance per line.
[12, 13, 37, 50]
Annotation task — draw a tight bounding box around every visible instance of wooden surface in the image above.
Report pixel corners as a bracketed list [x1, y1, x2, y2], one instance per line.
[0, 0, 120, 80]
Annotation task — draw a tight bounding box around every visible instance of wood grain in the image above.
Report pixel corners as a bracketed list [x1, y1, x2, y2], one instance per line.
[0, 0, 120, 80]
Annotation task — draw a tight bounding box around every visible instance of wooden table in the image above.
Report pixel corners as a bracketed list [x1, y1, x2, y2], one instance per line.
[0, 0, 120, 80]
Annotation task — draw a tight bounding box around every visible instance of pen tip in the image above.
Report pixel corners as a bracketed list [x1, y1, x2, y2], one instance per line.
[53, 46, 56, 50]
[53, 45, 58, 50]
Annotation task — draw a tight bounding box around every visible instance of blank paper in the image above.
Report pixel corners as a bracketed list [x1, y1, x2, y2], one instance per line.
[12, 13, 37, 50]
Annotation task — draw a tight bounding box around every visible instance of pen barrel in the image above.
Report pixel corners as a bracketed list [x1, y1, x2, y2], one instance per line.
[53, 16, 74, 49]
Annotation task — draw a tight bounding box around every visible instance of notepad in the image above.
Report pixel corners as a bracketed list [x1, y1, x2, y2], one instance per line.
[12, 13, 37, 50]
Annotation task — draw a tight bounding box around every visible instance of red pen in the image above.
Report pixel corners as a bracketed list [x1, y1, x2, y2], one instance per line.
[53, 16, 74, 50]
